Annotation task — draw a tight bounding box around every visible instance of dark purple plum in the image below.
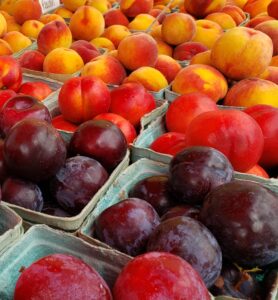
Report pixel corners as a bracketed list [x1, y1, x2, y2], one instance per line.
[42, 206, 72, 217]
[169, 146, 234, 205]
[0, 139, 8, 183]
[2, 177, 43, 211]
[147, 216, 222, 288]
[161, 205, 200, 221]
[94, 198, 160, 256]
[51, 156, 109, 215]
[128, 175, 176, 216]
[69, 120, 127, 171]
[3, 119, 67, 182]
[200, 180, 278, 267]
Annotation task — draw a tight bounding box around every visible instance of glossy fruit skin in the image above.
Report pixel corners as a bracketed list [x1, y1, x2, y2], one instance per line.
[18, 82, 53, 101]
[149, 132, 188, 156]
[95, 198, 160, 256]
[161, 205, 200, 222]
[168, 146, 234, 205]
[69, 120, 127, 171]
[147, 216, 222, 287]
[2, 177, 43, 211]
[128, 175, 175, 216]
[113, 252, 210, 300]
[0, 56, 22, 91]
[245, 164, 269, 178]
[3, 119, 67, 182]
[14, 254, 112, 300]
[0, 90, 17, 110]
[51, 115, 78, 133]
[18, 50, 45, 71]
[0, 95, 51, 137]
[200, 180, 278, 267]
[186, 110, 264, 172]
[51, 156, 109, 215]
[0, 139, 8, 183]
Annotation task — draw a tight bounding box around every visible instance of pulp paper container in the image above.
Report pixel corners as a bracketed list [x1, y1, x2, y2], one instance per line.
[239, 12, 251, 27]
[4, 150, 130, 231]
[0, 224, 131, 300]
[79, 158, 278, 300]
[0, 204, 23, 255]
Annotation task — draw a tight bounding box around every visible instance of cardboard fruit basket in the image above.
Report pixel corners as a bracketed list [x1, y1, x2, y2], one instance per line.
[79, 158, 278, 299]
[0, 224, 131, 299]
[0, 204, 23, 255]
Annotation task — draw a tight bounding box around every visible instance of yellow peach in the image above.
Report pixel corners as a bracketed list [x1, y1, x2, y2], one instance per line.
[63, 0, 86, 12]
[102, 25, 131, 48]
[205, 12, 237, 30]
[0, 13, 7, 38]
[54, 7, 73, 19]
[20, 20, 44, 39]
[90, 37, 115, 51]
[3, 31, 32, 52]
[128, 14, 159, 31]
[0, 38, 13, 55]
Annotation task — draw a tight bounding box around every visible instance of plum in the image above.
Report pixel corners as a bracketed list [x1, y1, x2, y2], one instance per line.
[161, 204, 200, 221]
[94, 198, 160, 256]
[200, 180, 278, 267]
[0, 139, 8, 183]
[51, 156, 109, 215]
[147, 216, 222, 287]
[169, 146, 234, 205]
[14, 254, 112, 300]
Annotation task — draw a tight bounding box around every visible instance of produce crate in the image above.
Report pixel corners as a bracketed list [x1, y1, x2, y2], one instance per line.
[0, 224, 131, 300]
[79, 158, 278, 300]
[0, 204, 23, 255]
[4, 150, 130, 232]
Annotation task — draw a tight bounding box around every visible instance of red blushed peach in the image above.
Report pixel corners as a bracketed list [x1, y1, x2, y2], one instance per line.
[120, 0, 153, 18]
[70, 40, 100, 64]
[0, 56, 22, 91]
[245, 15, 275, 28]
[211, 27, 273, 81]
[172, 64, 228, 102]
[155, 38, 173, 57]
[150, 24, 162, 40]
[255, 20, 278, 56]
[0, 39, 12, 55]
[18, 82, 52, 101]
[259, 66, 278, 85]
[173, 42, 208, 61]
[221, 5, 246, 25]
[0, 89, 17, 109]
[270, 55, 278, 67]
[51, 115, 78, 132]
[268, 0, 278, 19]
[205, 12, 237, 30]
[69, 6, 105, 41]
[43, 48, 84, 74]
[124, 66, 168, 92]
[161, 13, 196, 46]
[190, 50, 213, 66]
[184, 0, 226, 18]
[39, 14, 66, 24]
[58, 76, 110, 124]
[37, 21, 72, 55]
[90, 37, 115, 51]
[117, 32, 158, 71]
[101, 25, 131, 48]
[192, 19, 223, 49]
[243, 0, 272, 18]
[104, 9, 129, 27]
[18, 50, 45, 71]
[81, 55, 127, 85]
[149, 8, 167, 23]
[154, 55, 182, 83]
[224, 78, 278, 108]
[13, 0, 42, 25]
[20, 20, 44, 39]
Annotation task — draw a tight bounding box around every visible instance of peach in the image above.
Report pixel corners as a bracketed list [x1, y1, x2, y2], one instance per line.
[124, 66, 168, 91]
[3, 31, 32, 52]
[54, 7, 73, 19]
[69, 6, 105, 41]
[117, 32, 158, 70]
[268, 0, 278, 19]
[0, 39, 12, 55]
[86, 0, 110, 13]
[259, 66, 278, 84]
[243, 0, 272, 18]
[255, 20, 278, 56]
[161, 13, 196, 46]
[211, 27, 273, 81]
[120, 0, 153, 18]
[6, 20, 21, 32]
[19, 81, 52, 101]
[107, 49, 118, 58]
[90, 37, 115, 51]
[0, 13, 7, 38]
[245, 15, 275, 28]
[18, 50, 45, 71]
[0, 1, 16, 15]
[192, 19, 223, 49]
[149, 8, 167, 23]
[205, 12, 237, 30]
[224, 78, 278, 107]
[190, 50, 212, 66]
[173, 42, 208, 61]
[62, 0, 86, 12]
[155, 38, 173, 56]
[43, 47, 84, 74]
[128, 14, 159, 31]
[221, 5, 246, 25]
[172, 64, 228, 102]
[0, 10, 13, 22]
[150, 24, 162, 39]
[40, 14, 66, 24]
[154, 54, 182, 83]
[184, 0, 226, 18]
[37, 21, 72, 55]
[270, 55, 278, 66]
[20, 20, 44, 39]
[104, 9, 129, 27]
[225, 0, 248, 8]
[101, 25, 131, 48]
[13, 0, 42, 25]
[0, 55, 22, 91]
[70, 40, 100, 64]
[81, 55, 127, 85]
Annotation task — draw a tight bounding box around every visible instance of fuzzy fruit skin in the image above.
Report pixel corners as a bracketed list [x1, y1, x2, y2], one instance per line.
[0, 56, 22, 91]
